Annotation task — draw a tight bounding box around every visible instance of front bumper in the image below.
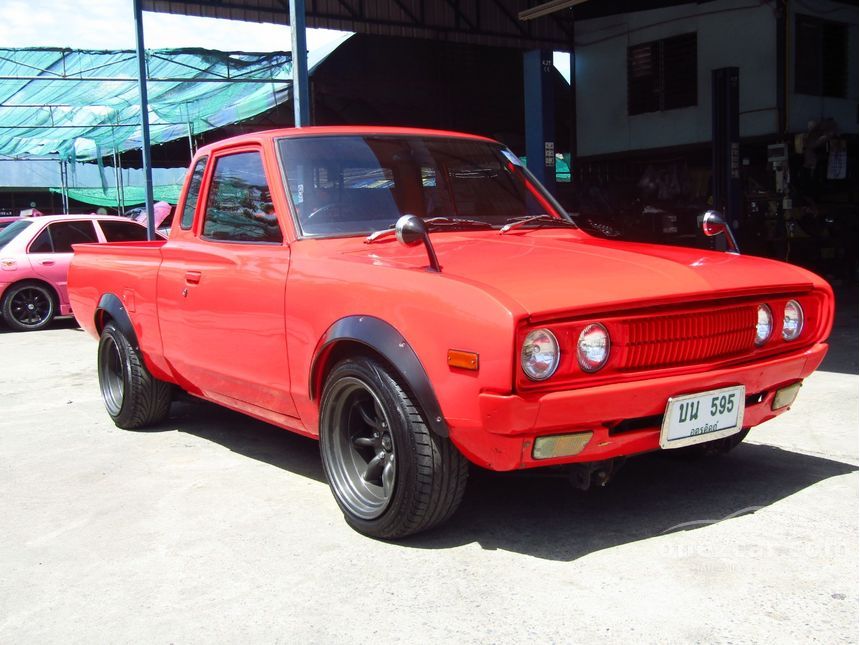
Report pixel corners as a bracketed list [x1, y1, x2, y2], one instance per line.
[453, 342, 828, 471]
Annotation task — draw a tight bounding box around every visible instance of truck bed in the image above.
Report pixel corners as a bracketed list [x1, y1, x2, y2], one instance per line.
[69, 240, 167, 373]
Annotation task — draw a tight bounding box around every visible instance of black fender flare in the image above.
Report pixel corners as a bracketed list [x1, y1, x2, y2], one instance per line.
[96, 293, 140, 351]
[310, 316, 449, 437]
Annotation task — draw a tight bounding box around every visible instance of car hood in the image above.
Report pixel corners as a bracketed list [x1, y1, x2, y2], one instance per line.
[343, 230, 821, 318]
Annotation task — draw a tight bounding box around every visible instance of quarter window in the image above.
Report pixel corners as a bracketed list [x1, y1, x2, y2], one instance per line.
[201, 152, 282, 243]
[28, 220, 98, 253]
[179, 157, 208, 230]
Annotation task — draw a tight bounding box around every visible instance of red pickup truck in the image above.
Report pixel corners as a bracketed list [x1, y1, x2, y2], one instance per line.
[69, 127, 834, 538]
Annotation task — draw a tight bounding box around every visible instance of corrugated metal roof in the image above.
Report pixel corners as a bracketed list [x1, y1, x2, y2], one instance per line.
[143, 0, 575, 49]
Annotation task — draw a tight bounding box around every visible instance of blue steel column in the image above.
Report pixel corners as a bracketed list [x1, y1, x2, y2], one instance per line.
[290, 0, 311, 127]
[523, 49, 556, 194]
[133, 0, 156, 240]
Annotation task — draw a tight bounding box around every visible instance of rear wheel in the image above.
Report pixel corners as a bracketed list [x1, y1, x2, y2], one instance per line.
[2, 282, 56, 331]
[319, 356, 468, 539]
[97, 321, 172, 429]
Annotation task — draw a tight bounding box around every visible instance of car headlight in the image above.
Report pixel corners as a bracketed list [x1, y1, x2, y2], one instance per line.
[577, 323, 610, 372]
[521, 328, 560, 381]
[755, 304, 773, 346]
[782, 300, 804, 341]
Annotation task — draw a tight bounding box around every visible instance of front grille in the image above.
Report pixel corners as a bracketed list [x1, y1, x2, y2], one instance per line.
[618, 305, 756, 370]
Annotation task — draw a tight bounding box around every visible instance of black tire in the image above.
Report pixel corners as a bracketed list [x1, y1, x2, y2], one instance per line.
[673, 428, 750, 459]
[319, 356, 468, 539]
[97, 321, 172, 429]
[2, 282, 56, 332]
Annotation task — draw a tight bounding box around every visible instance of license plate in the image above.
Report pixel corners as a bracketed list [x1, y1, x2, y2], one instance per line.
[660, 385, 746, 449]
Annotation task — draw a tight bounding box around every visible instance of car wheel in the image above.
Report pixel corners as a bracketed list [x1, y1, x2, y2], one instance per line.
[2, 282, 56, 331]
[97, 321, 172, 429]
[319, 356, 468, 539]
[674, 428, 750, 459]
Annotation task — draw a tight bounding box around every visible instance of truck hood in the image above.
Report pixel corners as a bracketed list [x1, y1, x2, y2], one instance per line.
[341, 230, 819, 318]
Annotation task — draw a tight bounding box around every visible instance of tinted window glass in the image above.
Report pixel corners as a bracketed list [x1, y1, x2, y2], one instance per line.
[28, 227, 53, 253]
[99, 220, 149, 242]
[30, 221, 98, 253]
[179, 157, 208, 230]
[279, 136, 552, 237]
[0, 220, 32, 250]
[202, 152, 282, 243]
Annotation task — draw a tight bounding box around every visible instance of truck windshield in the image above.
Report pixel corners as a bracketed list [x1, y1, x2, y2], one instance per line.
[0, 220, 32, 250]
[277, 135, 569, 237]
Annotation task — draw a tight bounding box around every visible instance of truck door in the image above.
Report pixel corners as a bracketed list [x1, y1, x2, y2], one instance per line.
[158, 148, 297, 418]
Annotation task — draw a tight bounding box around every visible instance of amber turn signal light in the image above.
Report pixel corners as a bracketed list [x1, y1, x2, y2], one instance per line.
[772, 381, 802, 410]
[447, 350, 479, 370]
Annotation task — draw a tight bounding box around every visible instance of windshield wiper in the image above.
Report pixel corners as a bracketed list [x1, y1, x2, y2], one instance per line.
[366, 216, 493, 244]
[423, 216, 495, 230]
[499, 214, 578, 234]
[365, 226, 397, 243]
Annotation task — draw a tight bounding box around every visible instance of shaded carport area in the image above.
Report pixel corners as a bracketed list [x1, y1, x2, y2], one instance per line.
[134, 0, 579, 231]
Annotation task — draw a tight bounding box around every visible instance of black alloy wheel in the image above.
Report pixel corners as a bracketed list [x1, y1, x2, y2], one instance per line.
[323, 375, 398, 520]
[2, 283, 55, 331]
[319, 356, 468, 539]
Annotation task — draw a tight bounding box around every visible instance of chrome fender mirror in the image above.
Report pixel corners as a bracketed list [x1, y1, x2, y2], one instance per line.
[395, 215, 441, 272]
[700, 210, 739, 254]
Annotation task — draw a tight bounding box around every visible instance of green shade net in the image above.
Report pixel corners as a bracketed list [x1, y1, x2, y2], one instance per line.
[49, 185, 183, 207]
[0, 38, 349, 160]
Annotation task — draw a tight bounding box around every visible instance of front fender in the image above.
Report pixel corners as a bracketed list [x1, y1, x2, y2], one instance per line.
[310, 316, 449, 437]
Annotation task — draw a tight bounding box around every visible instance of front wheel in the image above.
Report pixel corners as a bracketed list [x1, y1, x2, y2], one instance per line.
[319, 357, 468, 539]
[97, 321, 172, 429]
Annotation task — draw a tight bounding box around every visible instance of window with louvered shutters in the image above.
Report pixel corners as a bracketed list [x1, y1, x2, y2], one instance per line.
[627, 32, 697, 115]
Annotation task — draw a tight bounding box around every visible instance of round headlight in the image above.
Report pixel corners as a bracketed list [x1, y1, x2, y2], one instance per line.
[521, 328, 560, 381]
[755, 304, 773, 346]
[783, 300, 804, 341]
[577, 323, 610, 372]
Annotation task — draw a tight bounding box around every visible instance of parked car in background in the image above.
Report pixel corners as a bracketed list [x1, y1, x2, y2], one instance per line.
[0, 216, 23, 231]
[0, 214, 151, 331]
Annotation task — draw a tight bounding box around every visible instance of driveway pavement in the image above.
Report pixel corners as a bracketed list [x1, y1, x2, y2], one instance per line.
[0, 295, 856, 643]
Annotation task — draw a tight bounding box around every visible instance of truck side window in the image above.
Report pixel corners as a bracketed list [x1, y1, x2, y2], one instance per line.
[179, 157, 207, 230]
[201, 152, 282, 244]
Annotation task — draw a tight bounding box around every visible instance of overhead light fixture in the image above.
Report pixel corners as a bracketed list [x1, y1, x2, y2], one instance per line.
[518, 0, 591, 21]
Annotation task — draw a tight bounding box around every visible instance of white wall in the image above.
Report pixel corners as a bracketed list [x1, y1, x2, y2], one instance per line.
[574, 0, 857, 157]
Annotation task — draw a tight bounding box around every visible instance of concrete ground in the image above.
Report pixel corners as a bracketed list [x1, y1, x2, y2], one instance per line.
[1, 293, 857, 644]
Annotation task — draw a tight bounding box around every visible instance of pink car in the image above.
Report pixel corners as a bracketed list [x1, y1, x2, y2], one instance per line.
[0, 214, 151, 331]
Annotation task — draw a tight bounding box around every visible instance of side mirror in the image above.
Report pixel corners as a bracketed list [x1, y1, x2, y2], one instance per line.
[395, 214, 441, 272]
[700, 210, 739, 254]
[395, 214, 428, 246]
